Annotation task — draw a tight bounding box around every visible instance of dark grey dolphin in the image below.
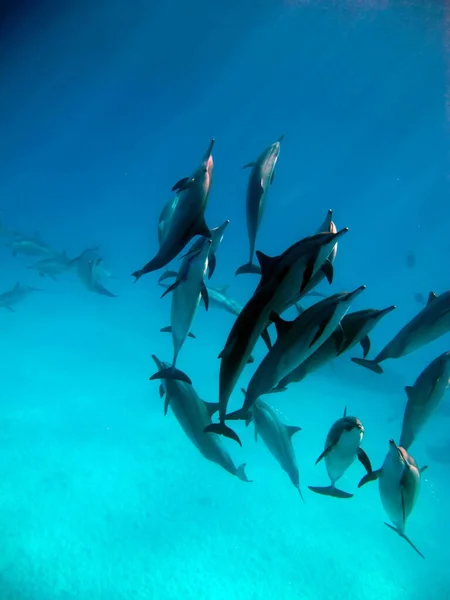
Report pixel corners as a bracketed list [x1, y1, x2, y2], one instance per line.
[183, 219, 230, 279]
[27, 251, 74, 280]
[245, 395, 303, 499]
[399, 351, 450, 450]
[352, 290, 450, 374]
[152, 355, 251, 482]
[0, 282, 42, 311]
[73, 248, 117, 297]
[205, 228, 349, 445]
[132, 139, 214, 281]
[226, 286, 366, 423]
[358, 439, 426, 558]
[150, 239, 211, 385]
[272, 305, 396, 391]
[236, 135, 284, 276]
[309, 407, 372, 499]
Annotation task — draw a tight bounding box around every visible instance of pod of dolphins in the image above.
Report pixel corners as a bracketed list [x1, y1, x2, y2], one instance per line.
[2, 135, 449, 561]
[129, 135, 450, 560]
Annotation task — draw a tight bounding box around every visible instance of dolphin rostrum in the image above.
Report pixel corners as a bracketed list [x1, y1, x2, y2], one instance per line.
[150, 239, 211, 385]
[399, 351, 450, 450]
[245, 395, 303, 499]
[152, 355, 251, 482]
[132, 139, 214, 281]
[205, 228, 349, 445]
[236, 135, 284, 276]
[226, 287, 366, 423]
[309, 407, 372, 499]
[272, 305, 396, 392]
[358, 439, 427, 558]
[352, 290, 450, 374]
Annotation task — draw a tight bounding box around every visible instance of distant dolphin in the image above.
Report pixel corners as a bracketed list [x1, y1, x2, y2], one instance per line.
[0, 282, 42, 311]
[150, 239, 211, 385]
[27, 252, 74, 280]
[206, 228, 349, 445]
[309, 407, 372, 498]
[152, 355, 251, 482]
[236, 134, 284, 276]
[273, 305, 396, 391]
[426, 440, 450, 464]
[132, 138, 214, 280]
[358, 439, 426, 558]
[352, 290, 450, 374]
[8, 233, 55, 258]
[226, 287, 366, 423]
[72, 248, 117, 297]
[245, 395, 303, 499]
[399, 351, 450, 450]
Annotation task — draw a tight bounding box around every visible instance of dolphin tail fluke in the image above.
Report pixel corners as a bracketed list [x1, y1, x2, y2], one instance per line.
[383, 523, 425, 559]
[235, 262, 262, 276]
[131, 269, 144, 282]
[203, 422, 242, 446]
[308, 485, 353, 499]
[351, 357, 384, 374]
[149, 367, 192, 385]
[236, 463, 252, 482]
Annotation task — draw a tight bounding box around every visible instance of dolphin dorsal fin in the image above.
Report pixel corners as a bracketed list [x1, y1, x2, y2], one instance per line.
[427, 291, 438, 306]
[255, 250, 280, 279]
[404, 386, 415, 402]
[286, 425, 302, 438]
[269, 311, 294, 339]
[242, 162, 256, 169]
[343, 406, 347, 417]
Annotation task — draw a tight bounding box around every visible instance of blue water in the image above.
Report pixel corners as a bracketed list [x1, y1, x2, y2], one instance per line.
[1, 1, 449, 598]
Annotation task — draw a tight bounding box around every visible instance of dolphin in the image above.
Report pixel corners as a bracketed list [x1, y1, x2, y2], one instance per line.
[72, 248, 117, 297]
[226, 286, 366, 422]
[0, 282, 42, 311]
[352, 291, 450, 374]
[7, 232, 55, 257]
[132, 138, 214, 281]
[245, 395, 303, 499]
[236, 135, 284, 276]
[150, 239, 211, 385]
[152, 355, 251, 482]
[358, 439, 426, 558]
[27, 251, 74, 280]
[184, 219, 230, 279]
[399, 351, 450, 450]
[273, 305, 396, 391]
[205, 228, 349, 445]
[309, 407, 372, 498]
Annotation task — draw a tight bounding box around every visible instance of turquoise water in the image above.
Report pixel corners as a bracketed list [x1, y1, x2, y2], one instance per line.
[1, 1, 449, 598]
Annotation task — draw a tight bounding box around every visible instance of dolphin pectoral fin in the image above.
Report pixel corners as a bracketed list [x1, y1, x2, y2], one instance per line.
[159, 384, 165, 398]
[286, 425, 302, 437]
[203, 401, 220, 418]
[427, 291, 438, 306]
[171, 176, 191, 192]
[161, 279, 182, 298]
[315, 444, 336, 465]
[419, 465, 428, 474]
[300, 257, 315, 293]
[208, 254, 216, 279]
[334, 325, 348, 355]
[225, 408, 251, 422]
[360, 336, 371, 358]
[235, 262, 262, 276]
[269, 384, 288, 394]
[200, 282, 209, 310]
[242, 162, 256, 169]
[308, 485, 353, 499]
[160, 326, 195, 338]
[149, 367, 192, 385]
[158, 270, 178, 284]
[358, 468, 382, 488]
[321, 259, 334, 284]
[309, 316, 331, 348]
[203, 423, 242, 446]
[351, 357, 383, 374]
[383, 523, 425, 559]
[163, 394, 170, 416]
[236, 463, 252, 482]
[357, 448, 372, 474]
